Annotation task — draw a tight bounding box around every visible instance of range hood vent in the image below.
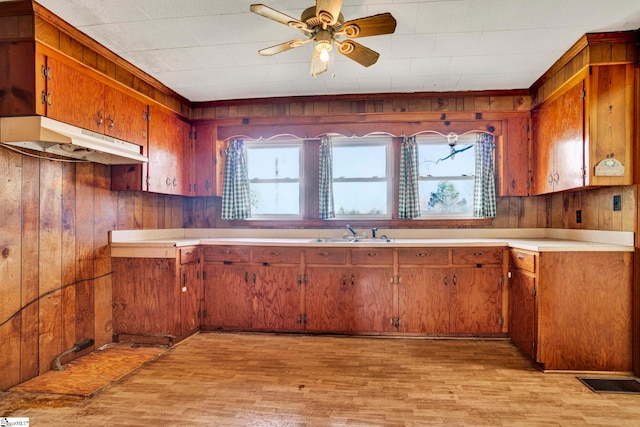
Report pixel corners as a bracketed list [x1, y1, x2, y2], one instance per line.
[0, 116, 148, 165]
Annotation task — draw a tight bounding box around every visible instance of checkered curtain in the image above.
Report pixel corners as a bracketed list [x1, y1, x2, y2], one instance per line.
[318, 136, 335, 219]
[473, 132, 496, 218]
[399, 135, 421, 219]
[221, 139, 251, 220]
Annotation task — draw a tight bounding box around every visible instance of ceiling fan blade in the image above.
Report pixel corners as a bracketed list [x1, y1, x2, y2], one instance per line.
[336, 40, 380, 67]
[250, 4, 311, 33]
[315, 0, 343, 26]
[340, 13, 397, 38]
[310, 49, 329, 77]
[258, 39, 311, 56]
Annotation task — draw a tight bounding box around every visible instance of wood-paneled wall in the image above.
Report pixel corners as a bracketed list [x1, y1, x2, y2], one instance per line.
[0, 146, 183, 391]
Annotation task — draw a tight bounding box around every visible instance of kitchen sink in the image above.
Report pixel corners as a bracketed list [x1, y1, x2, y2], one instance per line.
[309, 238, 395, 243]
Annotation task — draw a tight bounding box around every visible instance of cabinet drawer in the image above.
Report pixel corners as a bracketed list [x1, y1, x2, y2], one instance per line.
[305, 248, 348, 265]
[203, 246, 250, 263]
[350, 248, 394, 265]
[180, 247, 200, 265]
[397, 248, 449, 265]
[451, 247, 503, 265]
[510, 250, 536, 272]
[252, 247, 301, 265]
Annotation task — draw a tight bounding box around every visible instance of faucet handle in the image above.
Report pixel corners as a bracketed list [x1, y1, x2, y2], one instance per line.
[371, 228, 378, 239]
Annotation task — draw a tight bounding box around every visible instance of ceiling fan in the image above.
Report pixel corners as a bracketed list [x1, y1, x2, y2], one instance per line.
[250, 1, 397, 77]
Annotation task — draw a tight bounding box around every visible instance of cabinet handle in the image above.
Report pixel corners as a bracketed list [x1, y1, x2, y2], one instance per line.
[553, 172, 559, 183]
[318, 252, 330, 256]
[547, 174, 553, 184]
[244, 271, 248, 283]
[252, 272, 256, 285]
[342, 275, 347, 286]
[108, 115, 115, 131]
[452, 274, 457, 287]
[221, 250, 231, 254]
[270, 251, 280, 256]
[443, 276, 448, 287]
[473, 252, 484, 257]
[417, 252, 430, 257]
[96, 111, 103, 128]
[517, 255, 525, 260]
[166, 177, 171, 186]
[205, 180, 210, 191]
[351, 274, 355, 287]
[173, 178, 178, 187]
[511, 179, 516, 190]
[367, 252, 377, 257]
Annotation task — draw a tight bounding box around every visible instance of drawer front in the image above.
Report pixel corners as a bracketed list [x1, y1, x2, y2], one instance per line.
[350, 248, 394, 265]
[451, 247, 503, 265]
[510, 250, 536, 272]
[397, 248, 449, 265]
[252, 247, 301, 265]
[203, 246, 250, 263]
[180, 247, 200, 265]
[305, 248, 348, 265]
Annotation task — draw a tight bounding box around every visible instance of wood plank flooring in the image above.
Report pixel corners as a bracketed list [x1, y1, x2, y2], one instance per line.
[1, 332, 639, 426]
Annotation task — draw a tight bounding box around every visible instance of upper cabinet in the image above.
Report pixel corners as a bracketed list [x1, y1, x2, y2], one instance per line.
[111, 106, 196, 196]
[194, 123, 223, 197]
[497, 116, 531, 196]
[44, 55, 148, 146]
[532, 64, 635, 195]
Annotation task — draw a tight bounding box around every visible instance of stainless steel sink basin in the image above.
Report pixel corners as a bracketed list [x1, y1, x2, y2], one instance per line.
[309, 238, 395, 243]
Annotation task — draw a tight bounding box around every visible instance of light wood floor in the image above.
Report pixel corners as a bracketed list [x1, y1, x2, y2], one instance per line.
[1, 332, 640, 426]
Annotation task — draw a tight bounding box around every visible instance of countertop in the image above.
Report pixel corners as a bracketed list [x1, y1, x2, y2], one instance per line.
[109, 228, 634, 258]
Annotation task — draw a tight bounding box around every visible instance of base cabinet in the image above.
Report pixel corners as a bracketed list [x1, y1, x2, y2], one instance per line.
[508, 249, 633, 371]
[202, 246, 301, 332]
[112, 247, 202, 344]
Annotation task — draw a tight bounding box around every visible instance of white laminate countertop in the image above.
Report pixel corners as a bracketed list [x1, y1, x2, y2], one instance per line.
[109, 228, 634, 258]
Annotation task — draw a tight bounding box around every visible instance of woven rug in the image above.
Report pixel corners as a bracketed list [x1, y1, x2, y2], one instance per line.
[11, 343, 167, 397]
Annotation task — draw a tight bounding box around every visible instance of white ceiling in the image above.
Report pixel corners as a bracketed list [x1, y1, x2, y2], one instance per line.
[34, 0, 640, 102]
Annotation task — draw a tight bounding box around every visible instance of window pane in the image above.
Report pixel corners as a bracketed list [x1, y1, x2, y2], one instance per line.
[247, 146, 299, 179]
[419, 180, 474, 215]
[333, 145, 386, 178]
[334, 182, 387, 215]
[418, 143, 475, 177]
[250, 182, 299, 215]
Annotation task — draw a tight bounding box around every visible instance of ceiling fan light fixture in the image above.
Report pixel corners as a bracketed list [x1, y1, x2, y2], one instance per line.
[315, 39, 332, 62]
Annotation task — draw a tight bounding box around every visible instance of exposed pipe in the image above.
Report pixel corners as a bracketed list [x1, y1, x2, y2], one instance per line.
[53, 338, 95, 371]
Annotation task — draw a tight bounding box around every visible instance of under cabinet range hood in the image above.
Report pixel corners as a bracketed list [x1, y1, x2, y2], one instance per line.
[0, 116, 148, 164]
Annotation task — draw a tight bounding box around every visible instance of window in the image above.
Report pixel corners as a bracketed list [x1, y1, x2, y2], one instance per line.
[245, 141, 302, 217]
[332, 136, 392, 218]
[417, 132, 477, 217]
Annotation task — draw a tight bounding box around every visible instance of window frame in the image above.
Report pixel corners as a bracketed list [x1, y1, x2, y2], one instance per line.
[244, 139, 304, 219]
[415, 132, 479, 219]
[330, 135, 394, 220]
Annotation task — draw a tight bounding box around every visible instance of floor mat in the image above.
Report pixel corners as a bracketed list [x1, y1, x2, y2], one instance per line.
[11, 343, 167, 397]
[577, 377, 640, 394]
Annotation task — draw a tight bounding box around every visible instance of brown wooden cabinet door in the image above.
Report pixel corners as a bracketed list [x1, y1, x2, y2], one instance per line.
[203, 263, 253, 329]
[398, 267, 449, 334]
[103, 85, 147, 146]
[498, 116, 530, 196]
[252, 265, 300, 332]
[508, 270, 536, 359]
[147, 106, 193, 195]
[194, 123, 222, 196]
[180, 261, 202, 336]
[46, 55, 105, 132]
[350, 267, 394, 333]
[112, 258, 180, 337]
[532, 80, 585, 194]
[449, 267, 502, 334]
[305, 267, 351, 333]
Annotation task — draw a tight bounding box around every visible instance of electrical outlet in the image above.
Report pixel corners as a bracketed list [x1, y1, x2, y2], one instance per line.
[576, 210, 582, 224]
[613, 195, 622, 211]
